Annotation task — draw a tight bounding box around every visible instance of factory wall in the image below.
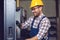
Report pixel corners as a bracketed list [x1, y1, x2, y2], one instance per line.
[20, 0, 56, 18]
[16, 0, 60, 40]
[20, 0, 60, 40]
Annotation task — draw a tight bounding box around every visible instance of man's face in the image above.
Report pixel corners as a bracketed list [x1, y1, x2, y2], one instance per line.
[31, 6, 42, 17]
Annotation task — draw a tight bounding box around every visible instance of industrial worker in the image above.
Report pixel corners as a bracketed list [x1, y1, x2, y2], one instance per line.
[21, 0, 51, 40]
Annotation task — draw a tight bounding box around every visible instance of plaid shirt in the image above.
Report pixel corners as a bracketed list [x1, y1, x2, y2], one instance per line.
[22, 13, 51, 40]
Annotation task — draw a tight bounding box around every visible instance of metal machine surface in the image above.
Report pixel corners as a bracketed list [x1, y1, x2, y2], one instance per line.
[4, 0, 16, 40]
[4, 0, 27, 40]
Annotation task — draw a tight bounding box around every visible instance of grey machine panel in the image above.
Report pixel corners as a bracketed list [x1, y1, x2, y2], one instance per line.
[4, 0, 16, 40]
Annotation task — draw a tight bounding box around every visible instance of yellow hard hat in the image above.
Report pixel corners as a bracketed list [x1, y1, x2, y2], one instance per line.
[30, 0, 44, 8]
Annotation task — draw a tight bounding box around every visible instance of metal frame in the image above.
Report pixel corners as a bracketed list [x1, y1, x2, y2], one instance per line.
[4, 0, 16, 40]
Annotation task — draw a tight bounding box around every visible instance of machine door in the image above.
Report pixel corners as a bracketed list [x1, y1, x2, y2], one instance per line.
[4, 0, 16, 40]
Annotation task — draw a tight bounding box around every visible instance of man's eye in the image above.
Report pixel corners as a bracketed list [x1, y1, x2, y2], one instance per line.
[31, 8, 35, 10]
[31, 8, 34, 10]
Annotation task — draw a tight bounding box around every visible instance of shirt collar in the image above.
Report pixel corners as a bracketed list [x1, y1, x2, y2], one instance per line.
[36, 13, 45, 20]
[33, 13, 45, 20]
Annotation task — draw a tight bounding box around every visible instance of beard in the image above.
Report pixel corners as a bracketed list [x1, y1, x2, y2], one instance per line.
[34, 13, 40, 18]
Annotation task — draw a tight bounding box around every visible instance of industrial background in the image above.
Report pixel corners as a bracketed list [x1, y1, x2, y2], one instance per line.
[0, 0, 60, 40]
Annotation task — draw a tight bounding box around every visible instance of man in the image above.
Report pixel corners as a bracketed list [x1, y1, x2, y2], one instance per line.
[21, 0, 51, 40]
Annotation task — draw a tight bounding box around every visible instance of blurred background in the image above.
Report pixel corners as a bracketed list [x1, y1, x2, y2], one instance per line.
[0, 0, 60, 40]
[16, 0, 60, 40]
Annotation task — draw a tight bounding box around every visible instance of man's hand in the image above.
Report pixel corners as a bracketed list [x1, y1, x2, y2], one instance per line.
[21, 23, 25, 29]
[25, 36, 38, 40]
[25, 38, 33, 40]
[16, 20, 20, 27]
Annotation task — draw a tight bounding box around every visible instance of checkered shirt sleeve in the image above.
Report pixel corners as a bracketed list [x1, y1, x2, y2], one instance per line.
[36, 17, 51, 40]
[22, 17, 33, 29]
